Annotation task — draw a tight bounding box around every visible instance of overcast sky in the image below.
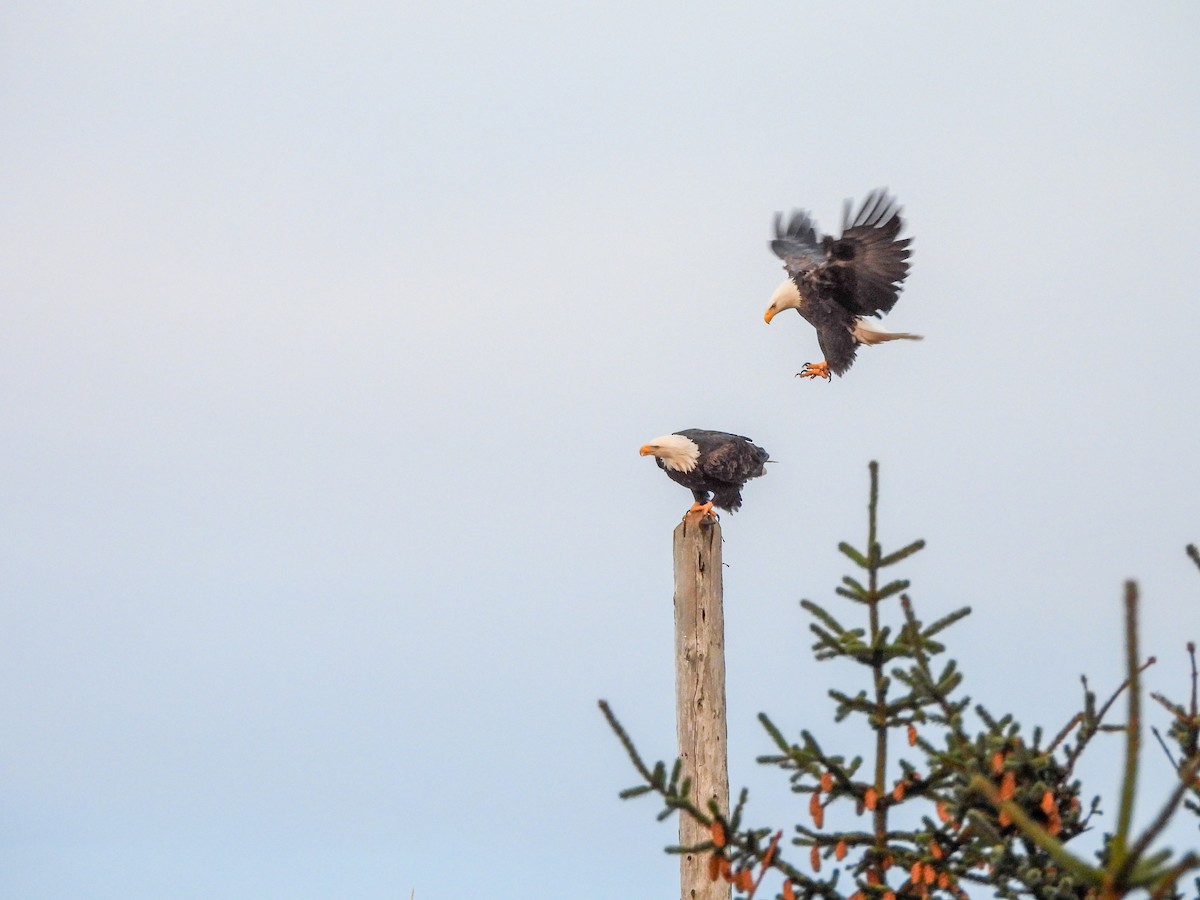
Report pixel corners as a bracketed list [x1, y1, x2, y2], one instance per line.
[3, 3, 1199, 898]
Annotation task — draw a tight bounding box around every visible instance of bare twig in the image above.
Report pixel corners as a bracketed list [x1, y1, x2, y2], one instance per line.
[1123, 754, 1200, 877]
[745, 830, 783, 900]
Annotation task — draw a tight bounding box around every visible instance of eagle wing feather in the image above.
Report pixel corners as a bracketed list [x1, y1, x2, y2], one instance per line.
[770, 190, 912, 318]
[813, 313, 860, 376]
[674, 430, 767, 481]
[824, 189, 912, 317]
[665, 430, 769, 514]
[770, 211, 826, 279]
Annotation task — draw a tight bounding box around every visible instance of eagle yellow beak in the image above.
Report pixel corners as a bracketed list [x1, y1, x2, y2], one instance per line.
[763, 306, 778, 324]
[639, 444, 656, 456]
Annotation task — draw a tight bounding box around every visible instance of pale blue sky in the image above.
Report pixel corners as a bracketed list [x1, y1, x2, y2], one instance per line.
[3, 3, 1199, 898]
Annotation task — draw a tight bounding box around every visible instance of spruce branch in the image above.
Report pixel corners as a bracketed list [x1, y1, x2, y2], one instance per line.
[599, 698, 655, 784]
[922, 607, 972, 640]
[801, 600, 851, 636]
[969, 775, 1100, 885]
[1112, 581, 1142, 874]
[598, 699, 712, 828]
[838, 543, 869, 568]
[878, 539, 926, 568]
[1122, 753, 1200, 882]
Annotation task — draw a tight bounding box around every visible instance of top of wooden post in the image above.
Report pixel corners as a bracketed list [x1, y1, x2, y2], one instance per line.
[673, 515, 729, 900]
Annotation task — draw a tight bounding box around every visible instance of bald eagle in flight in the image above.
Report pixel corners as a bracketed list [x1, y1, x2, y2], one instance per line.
[639, 430, 769, 520]
[763, 189, 919, 380]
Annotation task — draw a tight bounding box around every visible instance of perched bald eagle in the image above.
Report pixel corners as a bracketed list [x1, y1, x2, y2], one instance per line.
[763, 189, 920, 380]
[639, 429, 769, 519]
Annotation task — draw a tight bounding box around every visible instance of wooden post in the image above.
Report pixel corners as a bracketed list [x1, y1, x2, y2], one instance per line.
[674, 517, 731, 900]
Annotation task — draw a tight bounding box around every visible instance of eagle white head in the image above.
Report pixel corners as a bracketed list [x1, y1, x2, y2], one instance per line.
[763, 278, 802, 324]
[638, 433, 700, 473]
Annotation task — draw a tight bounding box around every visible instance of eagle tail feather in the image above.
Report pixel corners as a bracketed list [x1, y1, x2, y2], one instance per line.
[852, 319, 923, 346]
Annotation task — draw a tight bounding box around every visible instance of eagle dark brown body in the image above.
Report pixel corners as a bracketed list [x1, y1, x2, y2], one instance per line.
[639, 429, 769, 518]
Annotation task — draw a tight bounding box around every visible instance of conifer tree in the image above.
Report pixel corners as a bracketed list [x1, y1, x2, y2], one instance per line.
[602, 463, 1200, 900]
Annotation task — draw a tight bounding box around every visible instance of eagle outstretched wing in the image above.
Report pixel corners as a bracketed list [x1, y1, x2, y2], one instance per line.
[824, 190, 912, 317]
[770, 190, 912, 319]
[770, 210, 826, 278]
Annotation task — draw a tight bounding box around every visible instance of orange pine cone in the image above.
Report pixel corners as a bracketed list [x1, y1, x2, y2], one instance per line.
[710, 821, 726, 848]
[706, 853, 721, 882]
[809, 793, 825, 829]
[1047, 812, 1062, 836]
[999, 771, 1016, 801]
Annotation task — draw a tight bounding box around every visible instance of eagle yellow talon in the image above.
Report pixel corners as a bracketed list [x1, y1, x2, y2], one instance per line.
[797, 361, 831, 381]
[683, 501, 717, 523]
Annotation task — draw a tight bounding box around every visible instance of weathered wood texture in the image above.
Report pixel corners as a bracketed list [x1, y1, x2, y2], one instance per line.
[673, 517, 730, 900]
